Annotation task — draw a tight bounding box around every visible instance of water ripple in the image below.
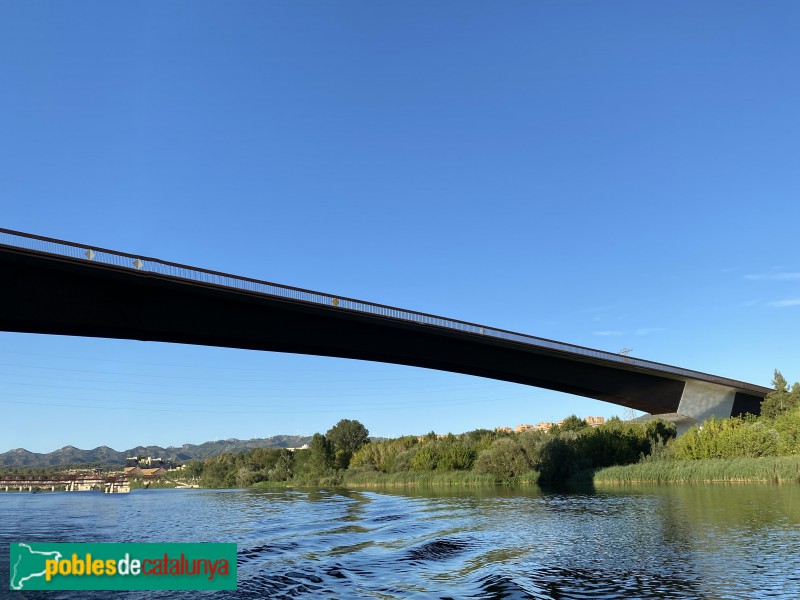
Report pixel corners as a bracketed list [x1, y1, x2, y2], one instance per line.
[2, 485, 800, 598]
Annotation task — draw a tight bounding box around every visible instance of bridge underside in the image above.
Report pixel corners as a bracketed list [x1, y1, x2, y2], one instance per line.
[0, 246, 765, 418]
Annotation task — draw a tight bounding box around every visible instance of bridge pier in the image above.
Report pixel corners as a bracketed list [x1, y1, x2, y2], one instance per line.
[677, 381, 736, 431]
[647, 380, 765, 435]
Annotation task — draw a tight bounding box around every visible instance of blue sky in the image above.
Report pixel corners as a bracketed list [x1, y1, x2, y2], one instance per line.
[2, 2, 799, 453]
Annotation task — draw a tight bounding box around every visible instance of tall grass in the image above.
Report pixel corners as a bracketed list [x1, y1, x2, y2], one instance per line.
[342, 469, 539, 488]
[594, 455, 800, 484]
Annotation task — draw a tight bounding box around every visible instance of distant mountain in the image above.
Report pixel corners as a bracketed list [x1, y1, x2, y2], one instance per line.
[0, 435, 312, 468]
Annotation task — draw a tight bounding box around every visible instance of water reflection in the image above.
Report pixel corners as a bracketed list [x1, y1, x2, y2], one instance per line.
[1, 484, 799, 598]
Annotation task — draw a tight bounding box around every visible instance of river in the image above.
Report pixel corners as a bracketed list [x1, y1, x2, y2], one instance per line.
[1, 484, 799, 598]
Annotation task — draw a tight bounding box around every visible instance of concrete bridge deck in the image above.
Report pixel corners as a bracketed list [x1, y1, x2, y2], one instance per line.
[0, 228, 771, 422]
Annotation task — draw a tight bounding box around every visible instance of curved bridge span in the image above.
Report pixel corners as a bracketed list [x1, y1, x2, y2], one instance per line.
[0, 229, 770, 425]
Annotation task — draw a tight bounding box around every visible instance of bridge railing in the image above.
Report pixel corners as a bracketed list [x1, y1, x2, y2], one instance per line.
[0, 228, 769, 394]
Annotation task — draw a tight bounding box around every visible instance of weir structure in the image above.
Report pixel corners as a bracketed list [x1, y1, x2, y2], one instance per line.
[0, 228, 771, 431]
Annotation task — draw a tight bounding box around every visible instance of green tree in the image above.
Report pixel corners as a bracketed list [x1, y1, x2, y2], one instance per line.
[307, 433, 334, 475]
[410, 446, 438, 471]
[388, 447, 419, 473]
[235, 466, 259, 487]
[790, 382, 800, 410]
[326, 419, 370, 469]
[773, 370, 789, 392]
[436, 442, 476, 471]
[185, 460, 204, 479]
[268, 450, 294, 482]
[537, 436, 578, 481]
[350, 436, 417, 473]
[474, 438, 531, 478]
[202, 455, 237, 488]
[247, 447, 283, 471]
[761, 370, 793, 418]
[557, 415, 589, 433]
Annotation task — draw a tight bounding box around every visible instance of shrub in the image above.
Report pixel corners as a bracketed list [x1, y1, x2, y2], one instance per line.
[410, 446, 439, 471]
[474, 438, 532, 478]
[436, 442, 476, 471]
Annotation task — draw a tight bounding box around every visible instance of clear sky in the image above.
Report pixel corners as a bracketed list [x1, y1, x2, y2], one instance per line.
[1, 2, 799, 453]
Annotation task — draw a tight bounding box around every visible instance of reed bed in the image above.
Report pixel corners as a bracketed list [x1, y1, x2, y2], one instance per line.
[594, 455, 800, 484]
[342, 470, 539, 488]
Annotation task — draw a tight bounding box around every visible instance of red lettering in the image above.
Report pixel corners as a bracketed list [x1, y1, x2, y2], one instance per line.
[216, 559, 229, 576]
[142, 559, 158, 575]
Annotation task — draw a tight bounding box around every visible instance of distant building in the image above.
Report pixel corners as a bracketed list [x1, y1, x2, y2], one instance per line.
[123, 466, 167, 480]
[535, 422, 554, 432]
[585, 416, 605, 427]
[515, 424, 534, 432]
[494, 426, 512, 433]
[415, 434, 450, 442]
[138, 467, 167, 479]
[66, 468, 102, 476]
[126, 456, 175, 469]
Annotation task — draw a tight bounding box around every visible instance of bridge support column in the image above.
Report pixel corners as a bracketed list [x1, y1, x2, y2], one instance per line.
[675, 381, 736, 435]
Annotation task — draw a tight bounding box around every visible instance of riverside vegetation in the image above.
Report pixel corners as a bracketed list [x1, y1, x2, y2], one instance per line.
[595, 370, 800, 484]
[187, 416, 676, 488]
[11, 371, 793, 489]
[190, 370, 800, 488]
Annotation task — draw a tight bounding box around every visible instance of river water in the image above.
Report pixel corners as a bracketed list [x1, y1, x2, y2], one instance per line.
[1, 484, 799, 599]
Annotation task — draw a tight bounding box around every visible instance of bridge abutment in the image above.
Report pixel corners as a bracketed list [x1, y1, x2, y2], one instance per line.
[647, 381, 765, 435]
[677, 380, 736, 426]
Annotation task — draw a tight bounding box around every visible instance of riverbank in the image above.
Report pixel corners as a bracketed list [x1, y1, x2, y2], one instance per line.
[343, 469, 539, 487]
[593, 455, 800, 484]
[252, 470, 540, 489]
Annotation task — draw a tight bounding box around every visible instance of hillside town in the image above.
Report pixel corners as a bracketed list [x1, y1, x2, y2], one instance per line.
[494, 416, 606, 434]
[0, 455, 188, 494]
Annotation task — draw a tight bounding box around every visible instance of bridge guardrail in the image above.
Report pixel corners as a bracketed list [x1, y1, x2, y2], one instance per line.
[0, 228, 770, 395]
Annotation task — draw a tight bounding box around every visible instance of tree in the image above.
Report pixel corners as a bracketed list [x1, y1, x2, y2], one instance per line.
[773, 370, 789, 393]
[436, 442, 476, 471]
[761, 370, 795, 418]
[790, 382, 800, 409]
[537, 437, 578, 482]
[235, 466, 258, 487]
[307, 433, 334, 475]
[185, 460, 204, 479]
[558, 415, 589, 432]
[326, 419, 369, 469]
[268, 450, 294, 482]
[474, 438, 531, 478]
[410, 446, 438, 471]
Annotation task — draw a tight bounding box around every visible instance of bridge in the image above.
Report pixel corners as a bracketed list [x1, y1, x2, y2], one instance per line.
[0, 228, 771, 430]
[0, 474, 126, 492]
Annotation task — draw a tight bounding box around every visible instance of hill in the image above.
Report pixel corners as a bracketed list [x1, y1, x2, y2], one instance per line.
[0, 435, 312, 468]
